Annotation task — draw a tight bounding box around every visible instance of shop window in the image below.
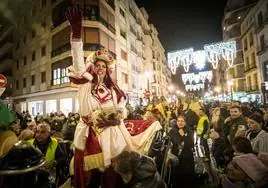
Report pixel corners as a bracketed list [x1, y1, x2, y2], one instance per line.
[46, 99, 57, 114]
[60, 98, 72, 115]
[29, 101, 44, 116]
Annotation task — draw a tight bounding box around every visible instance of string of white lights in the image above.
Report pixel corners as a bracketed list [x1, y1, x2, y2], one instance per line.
[167, 41, 237, 74]
[185, 83, 205, 91]
[182, 71, 212, 84]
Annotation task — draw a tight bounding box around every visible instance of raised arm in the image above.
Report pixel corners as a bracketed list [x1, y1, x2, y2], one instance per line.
[66, 7, 93, 81]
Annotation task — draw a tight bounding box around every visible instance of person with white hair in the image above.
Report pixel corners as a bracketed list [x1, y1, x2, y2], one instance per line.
[28, 122, 63, 171]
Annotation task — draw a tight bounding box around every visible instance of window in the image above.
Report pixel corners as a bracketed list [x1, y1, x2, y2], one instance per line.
[41, 0, 47, 8]
[243, 38, 248, 51]
[249, 32, 253, 46]
[260, 35, 265, 50]
[16, 80, 19, 89]
[120, 8, 125, 17]
[32, 51, 36, 61]
[251, 52, 256, 67]
[32, 29, 36, 38]
[122, 73, 128, 84]
[257, 12, 263, 27]
[23, 36, 26, 44]
[42, 21, 46, 29]
[41, 45, 46, 56]
[120, 29, 126, 39]
[52, 58, 72, 85]
[23, 78, 27, 88]
[41, 71, 46, 83]
[16, 60, 19, 69]
[31, 75, 35, 86]
[120, 49, 127, 61]
[23, 56, 27, 66]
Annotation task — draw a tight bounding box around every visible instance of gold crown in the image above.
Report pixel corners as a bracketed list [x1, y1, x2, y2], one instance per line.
[95, 48, 116, 66]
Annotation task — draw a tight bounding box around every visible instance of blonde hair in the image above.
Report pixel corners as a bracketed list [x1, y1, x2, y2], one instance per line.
[18, 129, 34, 141]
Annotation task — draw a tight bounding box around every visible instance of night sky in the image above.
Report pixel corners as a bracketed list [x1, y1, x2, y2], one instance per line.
[135, 0, 228, 51]
[135, 0, 228, 88]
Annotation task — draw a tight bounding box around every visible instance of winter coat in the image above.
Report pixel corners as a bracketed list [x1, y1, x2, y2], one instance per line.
[128, 155, 166, 188]
[246, 130, 268, 153]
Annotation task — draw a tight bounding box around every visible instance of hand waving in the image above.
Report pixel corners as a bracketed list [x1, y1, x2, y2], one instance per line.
[65, 6, 82, 39]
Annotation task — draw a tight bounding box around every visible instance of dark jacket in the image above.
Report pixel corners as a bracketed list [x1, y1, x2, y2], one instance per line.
[212, 137, 227, 168]
[223, 115, 247, 146]
[169, 125, 195, 188]
[128, 155, 166, 188]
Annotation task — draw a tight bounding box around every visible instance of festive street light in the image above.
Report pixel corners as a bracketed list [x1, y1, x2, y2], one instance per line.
[168, 85, 175, 92]
[167, 41, 236, 74]
[214, 86, 221, 93]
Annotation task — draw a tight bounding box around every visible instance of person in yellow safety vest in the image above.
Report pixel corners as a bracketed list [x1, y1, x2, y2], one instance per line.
[28, 121, 63, 171]
[197, 108, 210, 159]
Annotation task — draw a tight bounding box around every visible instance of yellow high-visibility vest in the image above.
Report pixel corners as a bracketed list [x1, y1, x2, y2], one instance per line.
[28, 137, 58, 162]
[197, 115, 210, 139]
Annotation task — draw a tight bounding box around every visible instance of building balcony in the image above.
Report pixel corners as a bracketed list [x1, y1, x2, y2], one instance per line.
[130, 45, 137, 54]
[130, 26, 136, 37]
[245, 85, 259, 93]
[51, 43, 71, 58]
[244, 64, 257, 73]
[99, 17, 115, 34]
[104, 0, 115, 10]
[257, 43, 268, 56]
[0, 53, 12, 72]
[129, 7, 136, 20]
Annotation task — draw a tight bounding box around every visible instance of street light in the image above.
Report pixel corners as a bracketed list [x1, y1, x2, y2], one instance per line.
[214, 86, 221, 93]
[168, 85, 175, 92]
[227, 80, 234, 101]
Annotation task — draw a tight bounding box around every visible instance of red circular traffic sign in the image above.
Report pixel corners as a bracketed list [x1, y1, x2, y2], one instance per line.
[0, 74, 7, 88]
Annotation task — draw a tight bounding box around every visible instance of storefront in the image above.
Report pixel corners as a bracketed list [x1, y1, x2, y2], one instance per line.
[13, 87, 78, 116]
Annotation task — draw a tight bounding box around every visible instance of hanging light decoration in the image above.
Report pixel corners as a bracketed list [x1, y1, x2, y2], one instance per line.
[185, 83, 205, 91]
[168, 48, 194, 73]
[192, 50, 206, 70]
[181, 71, 212, 84]
[167, 41, 237, 74]
[204, 41, 236, 69]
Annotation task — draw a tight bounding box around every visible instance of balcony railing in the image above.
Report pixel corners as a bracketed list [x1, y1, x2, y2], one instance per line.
[245, 85, 259, 92]
[129, 7, 136, 20]
[51, 43, 71, 57]
[130, 26, 136, 36]
[244, 64, 257, 73]
[100, 17, 115, 34]
[130, 45, 137, 54]
[257, 42, 268, 56]
[104, 0, 115, 10]
[0, 53, 12, 63]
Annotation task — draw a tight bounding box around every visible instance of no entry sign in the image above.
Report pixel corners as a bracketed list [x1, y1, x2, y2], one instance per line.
[0, 74, 7, 88]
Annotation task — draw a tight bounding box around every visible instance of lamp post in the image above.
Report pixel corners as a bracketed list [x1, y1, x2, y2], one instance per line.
[227, 80, 233, 101]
